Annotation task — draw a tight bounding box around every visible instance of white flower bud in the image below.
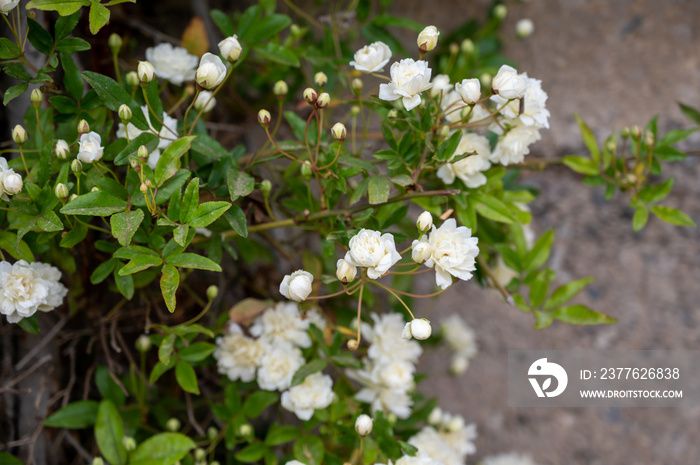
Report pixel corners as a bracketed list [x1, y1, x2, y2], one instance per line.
[274, 80, 288, 98]
[91, 186, 99, 192]
[195, 53, 227, 89]
[238, 424, 253, 437]
[3, 172, 23, 195]
[331, 122, 347, 142]
[416, 211, 433, 232]
[428, 407, 443, 425]
[258, 109, 271, 127]
[494, 4, 507, 20]
[387, 109, 398, 120]
[218, 35, 242, 62]
[417, 25, 439, 53]
[12, 125, 27, 145]
[68, 193, 78, 202]
[280, 270, 313, 302]
[126, 71, 139, 87]
[108, 33, 122, 54]
[411, 240, 432, 264]
[194, 448, 206, 461]
[303, 87, 318, 104]
[455, 78, 481, 104]
[77, 119, 90, 135]
[55, 139, 69, 159]
[55, 183, 69, 199]
[137, 145, 148, 161]
[138, 61, 156, 83]
[122, 436, 136, 452]
[30, 88, 43, 107]
[516, 19, 534, 38]
[300, 161, 312, 179]
[314, 71, 328, 87]
[140, 182, 148, 193]
[261, 179, 272, 197]
[135, 334, 152, 353]
[645, 131, 655, 146]
[446, 415, 465, 432]
[194, 90, 216, 113]
[450, 354, 470, 375]
[316, 92, 330, 108]
[118, 104, 132, 123]
[401, 322, 412, 340]
[410, 318, 432, 340]
[335, 258, 357, 284]
[347, 339, 359, 351]
[355, 414, 373, 437]
[460, 39, 474, 55]
[350, 105, 360, 117]
[207, 426, 218, 441]
[71, 159, 82, 174]
[206, 285, 218, 301]
[351, 78, 364, 95]
[631, 125, 642, 139]
[491, 65, 526, 99]
[166, 418, 181, 432]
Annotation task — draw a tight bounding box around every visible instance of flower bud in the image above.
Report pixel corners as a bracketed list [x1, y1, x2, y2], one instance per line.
[417, 25, 439, 53]
[437, 125, 450, 140]
[387, 109, 398, 120]
[416, 211, 433, 232]
[145, 179, 153, 188]
[194, 91, 216, 113]
[71, 159, 82, 175]
[122, 436, 136, 452]
[335, 258, 357, 284]
[55, 139, 69, 159]
[410, 318, 432, 340]
[427, 407, 443, 425]
[331, 122, 347, 142]
[207, 426, 218, 441]
[290, 24, 303, 38]
[2, 173, 23, 195]
[303, 87, 318, 104]
[194, 448, 206, 461]
[314, 71, 328, 88]
[30, 88, 43, 107]
[108, 33, 122, 54]
[493, 4, 507, 20]
[118, 104, 132, 123]
[138, 61, 156, 83]
[273, 80, 288, 98]
[12, 125, 27, 145]
[206, 285, 218, 301]
[280, 269, 313, 302]
[446, 415, 464, 432]
[135, 334, 152, 353]
[77, 119, 90, 135]
[450, 354, 470, 375]
[126, 71, 139, 87]
[455, 78, 481, 104]
[631, 125, 642, 139]
[166, 418, 181, 432]
[350, 105, 360, 117]
[300, 161, 312, 180]
[218, 35, 242, 62]
[130, 158, 141, 171]
[621, 127, 630, 139]
[355, 414, 373, 437]
[316, 92, 330, 108]
[460, 39, 474, 55]
[449, 43, 459, 55]
[387, 413, 397, 425]
[137, 145, 148, 161]
[479, 73, 492, 89]
[347, 339, 359, 351]
[140, 182, 148, 193]
[55, 183, 69, 199]
[351, 78, 363, 95]
[237, 424, 253, 437]
[516, 19, 534, 38]
[644, 131, 655, 146]
[92, 458, 105, 465]
[258, 109, 271, 127]
[261, 179, 272, 197]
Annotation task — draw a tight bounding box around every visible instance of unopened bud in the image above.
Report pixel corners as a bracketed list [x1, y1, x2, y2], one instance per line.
[335, 258, 357, 284]
[303, 87, 318, 104]
[300, 161, 312, 180]
[194, 448, 206, 461]
[460, 39, 474, 55]
[137, 61, 155, 84]
[351, 78, 363, 95]
[449, 43, 459, 55]
[140, 182, 148, 193]
[355, 414, 373, 437]
[206, 285, 218, 301]
[631, 125, 642, 139]
[237, 424, 253, 437]
[68, 193, 78, 202]
[437, 125, 450, 139]
[417, 25, 439, 53]
[12, 125, 27, 145]
[118, 104, 132, 123]
[135, 334, 152, 353]
[350, 105, 360, 117]
[428, 407, 443, 425]
[166, 418, 181, 432]
[479, 73, 492, 89]
[314, 71, 328, 88]
[493, 4, 507, 20]
[290, 24, 303, 39]
[137, 145, 148, 161]
[273, 80, 288, 98]
[77, 119, 90, 135]
[605, 140, 617, 152]
[644, 131, 655, 146]
[207, 426, 218, 441]
[416, 211, 433, 231]
[109, 33, 122, 54]
[71, 159, 82, 174]
[145, 179, 153, 188]
[122, 436, 136, 452]
[621, 127, 630, 139]
[2, 173, 22, 195]
[257, 109, 271, 127]
[30, 88, 43, 107]
[92, 458, 105, 465]
[55, 139, 69, 159]
[126, 71, 139, 87]
[450, 354, 470, 375]
[387, 413, 397, 426]
[409, 318, 432, 340]
[91, 186, 99, 192]
[331, 122, 347, 142]
[55, 183, 69, 199]
[387, 109, 398, 120]
[347, 339, 359, 351]
[261, 179, 272, 197]
[314, 91, 329, 107]
[130, 158, 140, 170]
[515, 19, 534, 38]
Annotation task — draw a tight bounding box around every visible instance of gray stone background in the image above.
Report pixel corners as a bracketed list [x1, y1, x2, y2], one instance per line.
[411, 1, 700, 464]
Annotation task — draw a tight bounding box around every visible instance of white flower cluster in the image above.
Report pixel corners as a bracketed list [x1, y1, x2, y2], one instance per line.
[117, 106, 178, 169]
[347, 313, 422, 419]
[0, 260, 68, 324]
[213, 303, 333, 420]
[407, 408, 477, 465]
[145, 43, 198, 86]
[482, 453, 539, 465]
[0, 157, 23, 196]
[440, 314, 477, 375]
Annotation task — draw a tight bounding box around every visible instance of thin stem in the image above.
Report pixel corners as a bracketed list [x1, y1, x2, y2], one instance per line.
[265, 128, 302, 163]
[283, 0, 324, 29]
[74, 217, 111, 234]
[33, 109, 48, 143]
[369, 72, 390, 81]
[187, 66, 235, 136]
[305, 281, 363, 301]
[314, 109, 323, 164]
[359, 97, 368, 151]
[476, 255, 514, 306]
[354, 284, 365, 344]
[318, 143, 343, 170]
[18, 146, 29, 175]
[141, 87, 176, 139]
[370, 281, 415, 319]
[176, 300, 213, 328]
[112, 52, 122, 85]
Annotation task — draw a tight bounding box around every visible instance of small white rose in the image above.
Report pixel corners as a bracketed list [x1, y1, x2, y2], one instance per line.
[344, 229, 402, 279]
[455, 78, 481, 104]
[422, 219, 480, 290]
[335, 258, 357, 284]
[194, 90, 217, 113]
[491, 65, 527, 100]
[416, 211, 433, 232]
[280, 270, 314, 302]
[430, 74, 452, 97]
[410, 318, 432, 340]
[145, 43, 198, 86]
[77, 132, 104, 163]
[349, 41, 392, 73]
[378, 59, 433, 111]
[196, 53, 227, 89]
[2, 172, 23, 195]
[55, 140, 70, 159]
[355, 414, 374, 437]
[417, 25, 439, 52]
[219, 35, 242, 62]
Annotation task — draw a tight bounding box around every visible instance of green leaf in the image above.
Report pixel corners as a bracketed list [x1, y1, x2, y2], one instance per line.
[158, 333, 176, 365]
[160, 265, 179, 313]
[0, 38, 21, 59]
[118, 254, 162, 275]
[179, 342, 216, 362]
[265, 425, 300, 446]
[130, 433, 196, 465]
[3, 82, 28, 106]
[472, 194, 514, 224]
[529, 271, 551, 308]
[339, 155, 379, 174]
[155, 136, 196, 187]
[254, 42, 299, 67]
[188, 201, 231, 228]
[27, 18, 54, 54]
[543, 277, 595, 311]
[60, 190, 127, 216]
[110, 209, 144, 247]
[329, 354, 362, 368]
[114, 266, 134, 299]
[91, 257, 117, 284]
[179, 177, 199, 223]
[82, 71, 148, 129]
[54, 11, 80, 40]
[242, 13, 291, 42]
[368, 175, 390, 204]
[291, 359, 327, 387]
[659, 128, 696, 146]
[173, 225, 189, 247]
[552, 305, 617, 325]
[18, 314, 40, 334]
[211, 9, 235, 36]
[175, 361, 200, 394]
[653, 145, 686, 162]
[562, 155, 599, 176]
[0, 232, 34, 262]
[575, 114, 600, 164]
[650, 205, 696, 227]
[223, 206, 248, 237]
[293, 436, 325, 465]
[0, 452, 23, 464]
[524, 230, 554, 273]
[95, 400, 127, 465]
[61, 52, 83, 100]
[632, 206, 649, 232]
[435, 130, 462, 162]
[95, 365, 125, 406]
[637, 178, 673, 204]
[679, 102, 700, 125]
[390, 174, 414, 187]
[45, 400, 99, 429]
[114, 132, 159, 166]
[243, 391, 279, 418]
[165, 253, 222, 272]
[56, 37, 91, 53]
[89, 0, 110, 34]
[534, 310, 553, 329]
[235, 443, 268, 463]
[26, 0, 90, 15]
[227, 169, 255, 202]
[149, 360, 173, 384]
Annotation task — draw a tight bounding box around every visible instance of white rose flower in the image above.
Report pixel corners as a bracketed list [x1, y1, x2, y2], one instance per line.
[490, 119, 541, 165]
[336, 258, 357, 284]
[194, 90, 217, 113]
[145, 43, 198, 86]
[0, 260, 49, 323]
[256, 342, 305, 391]
[455, 78, 481, 104]
[355, 414, 373, 436]
[396, 451, 443, 465]
[1, 172, 22, 195]
[1, 0, 19, 14]
[219, 35, 242, 62]
[195, 53, 227, 89]
[430, 74, 452, 97]
[483, 453, 539, 465]
[439, 417, 477, 457]
[77, 131, 104, 163]
[409, 427, 463, 465]
[349, 41, 392, 73]
[354, 383, 413, 419]
[409, 318, 432, 340]
[29, 262, 67, 311]
[147, 149, 162, 170]
[436, 132, 492, 188]
[491, 75, 549, 128]
[417, 26, 440, 53]
[422, 219, 479, 290]
[117, 106, 179, 154]
[214, 324, 265, 382]
[281, 372, 335, 420]
[365, 313, 422, 363]
[279, 269, 313, 302]
[250, 302, 311, 348]
[379, 59, 433, 111]
[55, 139, 70, 159]
[372, 359, 416, 390]
[344, 229, 402, 279]
[491, 65, 527, 100]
